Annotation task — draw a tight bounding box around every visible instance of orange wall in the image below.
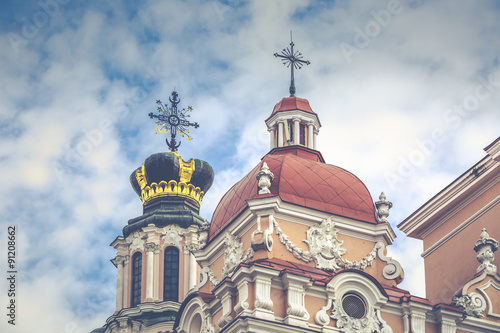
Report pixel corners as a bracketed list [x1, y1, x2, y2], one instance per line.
[423, 181, 500, 248]
[424, 203, 500, 304]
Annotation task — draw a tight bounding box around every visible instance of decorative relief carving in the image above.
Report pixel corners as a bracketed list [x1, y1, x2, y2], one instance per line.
[452, 292, 486, 317]
[273, 216, 379, 272]
[222, 233, 244, 277]
[222, 233, 254, 278]
[273, 218, 315, 263]
[128, 231, 145, 252]
[112, 255, 128, 267]
[375, 192, 392, 223]
[201, 316, 215, 333]
[256, 162, 274, 195]
[305, 216, 347, 270]
[162, 225, 183, 247]
[202, 266, 221, 287]
[198, 230, 208, 249]
[145, 242, 158, 252]
[474, 228, 499, 274]
[184, 243, 198, 253]
[330, 297, 386, 333]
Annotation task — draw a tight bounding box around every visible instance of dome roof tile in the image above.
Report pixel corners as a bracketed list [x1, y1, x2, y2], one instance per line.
[209, 148, 378, 241]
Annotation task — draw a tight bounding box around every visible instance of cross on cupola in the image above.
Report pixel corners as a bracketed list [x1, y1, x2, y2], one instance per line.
[274, 33, 310, 97]
[149, 91, 199, 152]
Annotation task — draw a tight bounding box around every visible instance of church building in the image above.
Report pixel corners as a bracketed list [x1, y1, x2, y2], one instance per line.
[92, 42, 500, 333]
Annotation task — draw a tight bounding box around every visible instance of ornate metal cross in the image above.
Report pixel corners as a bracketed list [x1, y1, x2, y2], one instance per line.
[148, 91, 199, 152]
[274, 33, 310, 97]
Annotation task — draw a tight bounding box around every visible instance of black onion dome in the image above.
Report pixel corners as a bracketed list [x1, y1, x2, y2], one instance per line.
[192, 159, 215, 192]
[129, 166, 142, 197]
[144, 153, 180, 185]
[129, 152, 214, 205]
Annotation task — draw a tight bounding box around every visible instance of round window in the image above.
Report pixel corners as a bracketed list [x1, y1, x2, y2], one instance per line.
[342, 293, 367, 319]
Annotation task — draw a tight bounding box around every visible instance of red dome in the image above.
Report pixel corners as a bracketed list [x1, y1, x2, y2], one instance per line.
[209, 147, 378, 241]
[266, 96, 319, 122]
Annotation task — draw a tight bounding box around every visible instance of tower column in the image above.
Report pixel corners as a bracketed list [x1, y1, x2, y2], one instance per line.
[145, 243, 156, 301]
[113, 255, 127, 312]
[268, 128, 276, 149]
[314, 128, 319, 150]
[189, 252, 197, 289]
[307, 122, 314, 149]
[153, 246, 160, 301]
[278, 120, 285, 147]
[293, 117, 300, 145]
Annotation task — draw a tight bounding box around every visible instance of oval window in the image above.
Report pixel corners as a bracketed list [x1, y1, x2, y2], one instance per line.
[342, 293, 367, 319]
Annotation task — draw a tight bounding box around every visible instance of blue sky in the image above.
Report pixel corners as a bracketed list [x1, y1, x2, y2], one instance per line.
[1, 0, 499, 331]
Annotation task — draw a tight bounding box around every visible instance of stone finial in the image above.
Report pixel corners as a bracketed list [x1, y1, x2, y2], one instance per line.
[474, 228, 499, 274]
[375, 192, 393, 223]
[256, 162, 274, 195]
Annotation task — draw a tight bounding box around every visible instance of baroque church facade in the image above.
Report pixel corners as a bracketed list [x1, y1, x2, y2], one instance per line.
[92, 83, 500, 332]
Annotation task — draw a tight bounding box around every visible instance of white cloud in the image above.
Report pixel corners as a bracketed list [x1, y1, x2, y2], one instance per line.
[1, 0, 499, 331]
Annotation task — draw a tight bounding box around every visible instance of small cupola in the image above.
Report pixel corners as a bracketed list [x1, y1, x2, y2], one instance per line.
[269, 35, 320, 150]
[265, 96, 321, 150]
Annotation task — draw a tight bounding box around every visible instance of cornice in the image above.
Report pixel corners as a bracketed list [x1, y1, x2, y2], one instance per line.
[399, 155, 499, 238]
[247, 196, 396, 245]
[265, 109, 320, 129]
[421, 194, 500, 258]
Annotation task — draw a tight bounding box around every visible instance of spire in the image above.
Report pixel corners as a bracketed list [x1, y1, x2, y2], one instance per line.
[148, 91, 199, 152]
[274, 32, 311, 97]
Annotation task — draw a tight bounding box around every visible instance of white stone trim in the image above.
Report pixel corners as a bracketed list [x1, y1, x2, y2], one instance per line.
[421, 194, 500, 258]
[315, 298, 333, 327]
[399, 156, 500, 237]
[273, 216, 381, 272]
[457, 315, 500, 333]
[234, 280, 250, 314]
[376, 242, 404, 280]
[281, 273, 311, 327]
[215, 282, 234, 329]
[418, 176, 499, 239]
[327, 272, 392, 333]
[266, 110, 320, 132]
[247, 196, 396, 245]
[174, 296, 214, 333]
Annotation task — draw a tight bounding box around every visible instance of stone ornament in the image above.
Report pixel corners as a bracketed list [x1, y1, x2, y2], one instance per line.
[315, 298, 333, 326]
[330, 297, 392, 333]
[375, 192, 392, 223]
[162, 224, 184, 247]
[203, 266, 221, 287]
[145, 242, 159, 252]
[375, 242, 404, 281]
[452, 292, 486, 318]
[474, 228, 499, 274]
[255, 278, 274, 311]
[200, 317, 215, 333]
[273, 216, 379, 271]
[256, 162, 274, 195]
[251, 215, 274, 252]
[305, 217, 347, 270]
[221, 232, 254, 278]
[222, 233, 244, 277]
[112, 255, 128, 267]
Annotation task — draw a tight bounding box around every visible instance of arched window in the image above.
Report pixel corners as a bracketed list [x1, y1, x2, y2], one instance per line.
[131, 252, 142, 307]
[164, 246, 179, 302]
